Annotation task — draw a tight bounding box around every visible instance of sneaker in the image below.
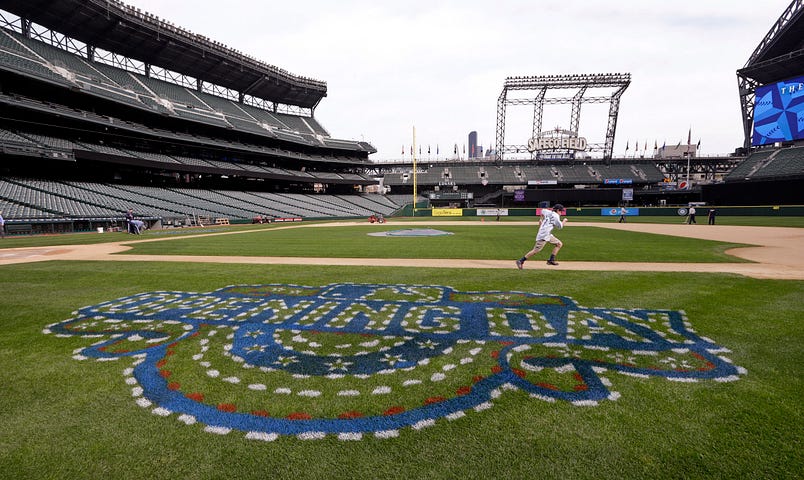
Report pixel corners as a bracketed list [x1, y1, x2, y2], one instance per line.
[546, 259, 559, 266]
[515, 260, 523, 270]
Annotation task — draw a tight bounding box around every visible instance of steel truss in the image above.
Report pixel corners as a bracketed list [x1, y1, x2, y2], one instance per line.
[736, 74, 759, 151]
[495, 73, 631, 163]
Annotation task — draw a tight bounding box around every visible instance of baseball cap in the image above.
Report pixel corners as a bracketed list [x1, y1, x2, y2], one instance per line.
[553, 204, 565, 212]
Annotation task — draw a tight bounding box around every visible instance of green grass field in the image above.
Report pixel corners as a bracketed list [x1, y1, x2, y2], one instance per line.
[122, 224, 748, 263]
[0, 221, 802, 480]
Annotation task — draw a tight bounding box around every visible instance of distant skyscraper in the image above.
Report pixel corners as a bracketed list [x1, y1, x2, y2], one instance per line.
[468, 131, 478, 158]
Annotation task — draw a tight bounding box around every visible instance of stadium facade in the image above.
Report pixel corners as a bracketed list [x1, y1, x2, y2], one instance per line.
[0, 0, 411, 232]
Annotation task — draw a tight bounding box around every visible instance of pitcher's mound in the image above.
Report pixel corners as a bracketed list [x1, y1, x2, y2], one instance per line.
[368, 228, 453, 237]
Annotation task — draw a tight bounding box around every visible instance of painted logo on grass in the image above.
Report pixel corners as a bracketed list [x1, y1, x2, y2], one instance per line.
[44, 283, 745, 441]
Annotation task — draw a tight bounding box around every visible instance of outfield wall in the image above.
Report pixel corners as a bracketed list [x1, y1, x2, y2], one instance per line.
[412, 205, 804, 217]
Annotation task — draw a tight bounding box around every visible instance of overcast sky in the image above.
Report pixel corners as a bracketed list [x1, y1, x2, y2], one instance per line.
[123, 0, 791, 160]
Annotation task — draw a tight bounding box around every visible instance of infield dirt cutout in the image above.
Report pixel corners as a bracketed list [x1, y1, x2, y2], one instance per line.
[1, 221, 803, 280]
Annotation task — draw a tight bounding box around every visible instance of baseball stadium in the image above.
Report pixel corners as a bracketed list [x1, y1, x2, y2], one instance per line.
[0, 1, 801, 479]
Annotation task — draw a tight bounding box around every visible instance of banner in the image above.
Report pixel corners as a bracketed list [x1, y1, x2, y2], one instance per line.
[432, 208, 464, 217]
[622, 188, 634, 201]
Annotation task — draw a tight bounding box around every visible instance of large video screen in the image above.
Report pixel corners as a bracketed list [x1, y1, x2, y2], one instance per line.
[752, 75, 804, 145]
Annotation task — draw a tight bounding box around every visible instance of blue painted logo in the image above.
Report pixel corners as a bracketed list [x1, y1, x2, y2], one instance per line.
[45, 284, 745, 440]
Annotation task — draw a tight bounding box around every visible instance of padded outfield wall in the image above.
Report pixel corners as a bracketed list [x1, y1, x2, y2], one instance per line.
[409, 205, 804, 217]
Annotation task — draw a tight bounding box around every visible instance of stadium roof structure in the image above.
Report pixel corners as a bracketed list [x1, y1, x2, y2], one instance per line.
[0, 0, 327, 109]
[736, 0, 804, 149]
[738, 0, 804, 84]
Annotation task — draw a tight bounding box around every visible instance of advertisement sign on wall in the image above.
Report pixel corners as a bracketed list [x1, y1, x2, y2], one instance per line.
[601, 208, 639, 216]
[432, 208, 464, 217]
[477, 209, 509, 216]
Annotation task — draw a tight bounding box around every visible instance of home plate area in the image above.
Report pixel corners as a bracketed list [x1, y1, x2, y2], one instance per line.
[44, 283, 745, 441]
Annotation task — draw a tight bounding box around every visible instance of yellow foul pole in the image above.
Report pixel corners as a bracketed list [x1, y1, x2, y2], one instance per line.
[412, 125, 417, 216]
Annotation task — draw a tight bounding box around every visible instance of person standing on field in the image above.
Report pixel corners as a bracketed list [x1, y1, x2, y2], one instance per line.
[688, 206, 697, 224]
[708, 208, 717, 225]
[618, 206, 627, 223]
[516, 204, 568, 268]
[125, 208, 135, 234]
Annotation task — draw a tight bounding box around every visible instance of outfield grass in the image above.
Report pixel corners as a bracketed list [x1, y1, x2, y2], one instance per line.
[0, 222, 802, 480]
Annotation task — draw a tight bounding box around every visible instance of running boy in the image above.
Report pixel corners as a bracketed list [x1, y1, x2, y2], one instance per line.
[516, 204, 568, 268]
